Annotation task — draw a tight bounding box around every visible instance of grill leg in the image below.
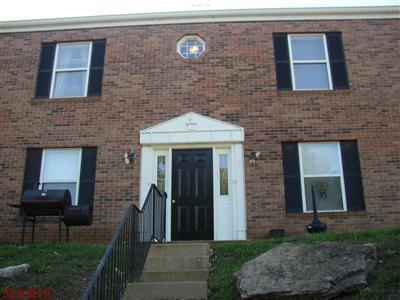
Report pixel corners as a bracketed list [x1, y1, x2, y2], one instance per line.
[21, 213, 27, 245]
[58, 211, 62, 242]
[31, 216, 35, 243]
[67, 226, 69, 242]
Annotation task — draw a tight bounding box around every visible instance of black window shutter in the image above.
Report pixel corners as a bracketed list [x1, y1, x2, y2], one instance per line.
[282, 143, 303, 212]
[22, 148, 43, 195]
[35, 43, 56, 98]
[88, 40, 106, 96]
[273, 33, 292, 90]
[326, 32, 349, 89]
[78, 148, 97, 212]
[340, 141, 364, 211]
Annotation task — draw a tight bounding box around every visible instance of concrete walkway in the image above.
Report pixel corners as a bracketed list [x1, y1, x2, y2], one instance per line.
[124, 243, 210, 300]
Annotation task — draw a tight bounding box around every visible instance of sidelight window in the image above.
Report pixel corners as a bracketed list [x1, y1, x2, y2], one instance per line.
[157, 155, 166, 194]
[219, 154, 229, 196]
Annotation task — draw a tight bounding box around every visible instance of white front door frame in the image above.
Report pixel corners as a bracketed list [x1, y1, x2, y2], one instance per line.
[139, 113, 247, 241]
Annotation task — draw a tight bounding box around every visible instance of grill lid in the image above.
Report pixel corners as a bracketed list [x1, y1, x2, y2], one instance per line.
[22, 189, 72, 209]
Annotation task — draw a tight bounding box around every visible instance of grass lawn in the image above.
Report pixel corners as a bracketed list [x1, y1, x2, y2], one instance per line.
[0, 242, 106, 299]
[209, 226, 400, 299]
[0, 227, 398, 299]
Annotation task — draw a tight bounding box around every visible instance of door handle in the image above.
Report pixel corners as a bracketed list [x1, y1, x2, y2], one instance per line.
[172, 199, 176, 204]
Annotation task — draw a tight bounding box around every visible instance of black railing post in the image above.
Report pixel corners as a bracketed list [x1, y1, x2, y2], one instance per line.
[129, 208, 135, 282]
[152, 186, 156, 241]
[163, 192, 167, 242]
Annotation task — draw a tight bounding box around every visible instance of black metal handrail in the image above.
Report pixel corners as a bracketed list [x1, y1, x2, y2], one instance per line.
[81, 184, 167, 300]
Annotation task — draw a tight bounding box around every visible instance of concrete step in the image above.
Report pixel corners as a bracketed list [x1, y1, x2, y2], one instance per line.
[124, 243, 210, 299]
[140, 269, 209, 282]
[148, 242, 210, 257]
[124, 281, 207, 300]
[144, 255, 210, 272]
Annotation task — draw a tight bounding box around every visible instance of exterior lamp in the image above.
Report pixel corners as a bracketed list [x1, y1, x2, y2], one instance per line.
[124, 147, 135, 164]
[249, 151, 260, 165]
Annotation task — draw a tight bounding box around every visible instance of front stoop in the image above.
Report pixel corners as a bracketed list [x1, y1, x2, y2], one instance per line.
[124, 243, 210, 300]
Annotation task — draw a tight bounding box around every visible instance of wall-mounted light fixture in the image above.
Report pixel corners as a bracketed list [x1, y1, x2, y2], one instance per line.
[124, 147, 135, 165]
[249, 151, 260, 165]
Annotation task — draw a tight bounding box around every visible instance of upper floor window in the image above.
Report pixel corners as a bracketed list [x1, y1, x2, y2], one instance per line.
[288, 35, 331, 90]
[177, 35, 206, 59]
[273, 32, 348, 91]
[35, 40, 106, 99]
[52, 42, 92, 98]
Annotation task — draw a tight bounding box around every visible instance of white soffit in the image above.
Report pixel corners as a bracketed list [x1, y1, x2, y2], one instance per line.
[1, 6, 399, 33]
[140, 112, 244, 145]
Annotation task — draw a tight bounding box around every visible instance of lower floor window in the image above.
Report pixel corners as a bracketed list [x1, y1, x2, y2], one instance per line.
[282, 140, 364, 213]
[23, 147, 97, 209]
[40, 149, 82, 205]
[299, 142, 345, 212]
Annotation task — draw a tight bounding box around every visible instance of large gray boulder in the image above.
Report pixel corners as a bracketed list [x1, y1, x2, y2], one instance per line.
[0, 263, 30, 279]
[234, 243, 377, 299]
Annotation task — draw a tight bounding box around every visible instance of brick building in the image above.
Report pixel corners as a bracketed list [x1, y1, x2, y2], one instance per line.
[0, 6, 399, 242]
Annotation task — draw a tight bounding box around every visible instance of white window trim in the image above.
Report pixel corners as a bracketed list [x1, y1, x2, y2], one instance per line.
[298, 142, 347, 212]
[39, 148, 82, 205]
[176, 35, 206, 59]
[288, 34, 333, 91]
[50, 41, 92, 98]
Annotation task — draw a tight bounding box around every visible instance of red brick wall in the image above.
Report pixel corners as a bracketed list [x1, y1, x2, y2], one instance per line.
[0, 19, 399, 242]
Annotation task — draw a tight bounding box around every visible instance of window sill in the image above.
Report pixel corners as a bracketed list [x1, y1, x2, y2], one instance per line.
[286, 210, 366, 216]
[303, 210, 346, 213]
[277, 88, 350, 93]
[31, 95, 102, 104]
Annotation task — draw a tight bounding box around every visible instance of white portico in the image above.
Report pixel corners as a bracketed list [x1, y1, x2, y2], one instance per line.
[139, 112, 247, 241]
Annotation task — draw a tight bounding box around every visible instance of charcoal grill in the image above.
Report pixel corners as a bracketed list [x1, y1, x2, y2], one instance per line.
[20, 189, 71, 244]
[63, 205, 93, 241]
[7, 189, 94, 244]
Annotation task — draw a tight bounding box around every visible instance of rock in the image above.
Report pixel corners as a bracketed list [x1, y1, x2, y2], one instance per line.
[234, 243, 377, 299]
[0, 263, 31, 279]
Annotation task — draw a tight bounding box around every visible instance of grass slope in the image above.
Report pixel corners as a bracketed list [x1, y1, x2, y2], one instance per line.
[0, 227, 398, 299]
[209, 227, 400, 299]
[0, 242, 106, 299]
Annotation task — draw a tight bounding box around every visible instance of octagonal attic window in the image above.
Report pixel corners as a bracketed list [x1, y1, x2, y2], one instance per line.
[177, 36, 205, 59]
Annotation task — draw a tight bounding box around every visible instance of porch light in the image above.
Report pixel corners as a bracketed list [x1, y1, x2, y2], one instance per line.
[249, 151, 260, 165]
[124, 147, 135, 164]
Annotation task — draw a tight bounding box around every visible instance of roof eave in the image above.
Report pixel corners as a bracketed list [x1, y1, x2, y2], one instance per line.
[1, 6, 399, 33]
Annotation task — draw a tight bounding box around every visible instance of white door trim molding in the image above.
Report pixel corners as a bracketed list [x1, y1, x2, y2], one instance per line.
[139, 113, 246, 241]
